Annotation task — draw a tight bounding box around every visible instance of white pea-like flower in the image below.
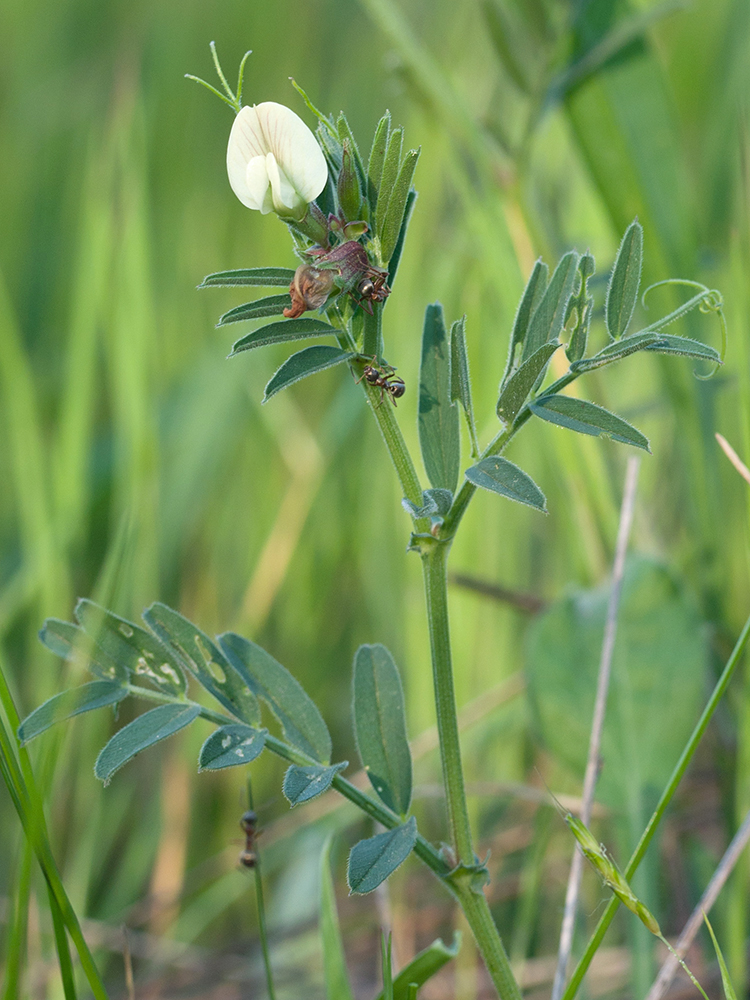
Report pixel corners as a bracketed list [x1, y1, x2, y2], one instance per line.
[226, 102, 328, 221]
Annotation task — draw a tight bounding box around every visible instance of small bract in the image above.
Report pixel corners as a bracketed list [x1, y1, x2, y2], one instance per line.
[227, 102, 328, 221]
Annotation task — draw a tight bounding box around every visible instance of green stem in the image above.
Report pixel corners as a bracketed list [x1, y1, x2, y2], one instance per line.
[456, 884, 523, 1000]
[561, 609, 750, 1000]
[361, 374, 425, 512]
[247, 777, 277, 1000]
[47, 881, 78, 1000]
[421, 542, 473, 864]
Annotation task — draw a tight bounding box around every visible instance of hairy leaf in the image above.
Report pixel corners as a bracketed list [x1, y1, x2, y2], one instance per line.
[504, 259, 548, 375]
[522, 252, 579, 361]
[375, 127, 403, 237]
[39, 618, 126, 682]
[353, 644, 412, 815]
[198, 267, 296, 288]
[347, 817, 417, 894]
[367, 112, 391, 214]
[419, 304, 460, 493]
[381, 148, 420, 263]
[643, 333, 722, 362]
[219, 631, 332, 762]
[465, 456, 547, 512]
[570, 331, 661, 372]
[530, 394, 650, 451]
[142, 604, 261, 725]
[263, 346, 354, 402]
[450, 316, 479, 456]
[230, 317, 339, 356]
[217, 294, 292, 327]
[198, 724, 266, 771]
[94, 704, 200, 784]
[283, 761, 348, 806]
[497, 341, 560, 424]
[18, 681, 128, 745]
[606, 220, 643, 339]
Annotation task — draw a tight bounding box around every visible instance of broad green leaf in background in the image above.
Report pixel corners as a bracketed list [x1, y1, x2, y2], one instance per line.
[76, 599, 188, 696]
[450, 316, 480, 457]
[229, 318, 340, 356]
[220, 631, 332, 762]
[198, 724, 266, 771]
[353, 644, 412, 815]
[464, 457, 547, 512]
[142, 604, 261, 726]
[18, 682, 128, 745]
[347, 817, 417, 894]
[525, 556, 708, 807]
[319, 835, 356, 1000]
[373, 934, 462, 1000]
[419, 303, 460, 493]
[198, 267, 296, 288]
[503, 259, 549, 379]
[94, 704, 201, 784]
[497, 341, 561, 425]
[529, 394, 650, 451]
[282, 761, 348, 806]
[39, 619, 127, 682]
[263, 346, 355, 402]
[521, 251, 579, 362]
[216, 295, 293, 327]
[606, 219, 643, 340]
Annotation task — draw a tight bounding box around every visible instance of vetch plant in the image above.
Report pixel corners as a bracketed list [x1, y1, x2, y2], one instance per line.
[10, 43, 744, 1000]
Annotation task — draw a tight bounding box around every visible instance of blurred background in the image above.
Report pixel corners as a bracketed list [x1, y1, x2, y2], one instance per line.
[1, 0, 749, 997]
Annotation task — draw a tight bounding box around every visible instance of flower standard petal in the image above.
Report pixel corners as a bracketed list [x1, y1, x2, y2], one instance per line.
[254, 102, 328, 207]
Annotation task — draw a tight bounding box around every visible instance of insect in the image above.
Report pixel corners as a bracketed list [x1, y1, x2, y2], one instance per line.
[352, 272, 391, 313]
[238, 809, 259, 868]
[355, 357, 406, 406]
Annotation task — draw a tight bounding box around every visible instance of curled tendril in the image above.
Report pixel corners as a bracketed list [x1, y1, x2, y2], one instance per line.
[641, 278, 726, 379]
[185, 42, 252, 115]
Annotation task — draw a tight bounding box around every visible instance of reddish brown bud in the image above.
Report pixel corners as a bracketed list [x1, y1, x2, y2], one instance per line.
[283, 265, 335, 318]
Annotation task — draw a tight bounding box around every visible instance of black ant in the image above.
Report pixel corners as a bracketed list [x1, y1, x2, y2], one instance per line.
[355, 356, 406, 406]
[239, 810, 259, 868]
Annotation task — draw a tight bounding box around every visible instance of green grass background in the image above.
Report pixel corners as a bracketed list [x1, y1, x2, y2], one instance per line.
[1, 0, 749, 996]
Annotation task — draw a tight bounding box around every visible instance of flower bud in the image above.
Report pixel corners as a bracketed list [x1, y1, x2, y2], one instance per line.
[227, 103, 329, 221]
[283, 266, 335, 318]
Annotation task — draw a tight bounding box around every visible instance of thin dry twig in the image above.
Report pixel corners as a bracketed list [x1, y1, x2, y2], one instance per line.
[551, 456, 641, 1000]
[644, 806, 750, 1000]
[716, 432, 750, 486]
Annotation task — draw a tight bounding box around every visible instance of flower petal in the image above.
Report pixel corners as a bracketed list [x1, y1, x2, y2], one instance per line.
[227, 106, 270, 209]
[265, 152, 298, 214]
[245, 156, 273, 213]
[253, 102, 328, 205]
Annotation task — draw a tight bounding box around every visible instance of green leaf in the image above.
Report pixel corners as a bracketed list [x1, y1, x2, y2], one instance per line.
[606, 220, 643, 340]
[387, 188, 417, 289]
[643, 333, 722, 362]
[282, 761, 347, 806]
[373, 934, 462, 1000]
[419, 304, 460, 493]
[320, 835, 356, 1000]
[381, 147, 420, 263]
[142, 604, 261, 726]
[198, 724, 266, 771]
[450, 316, 479, 457]
[94, 704, 200, 784]
[530, 394, 650, 451]
[75, 599, 187, 696]
[704, 913, 738, 1000]
[216, 295, 292, 327]
[39, 618, 127, 682]
[401, 488, 453, 520]
[353, 644, 412, 815]
[263, 346, 355, 402]
[230, 318, 340, 356]
[337, 112, 367, 193]
[522, 251, 579, 361]
[504, 259, 548, 376]
[526, 557, 708, 809]
[347, 817, 417, 894]
[198, 267, 296, 289]
[367, 112, 391, 214]
[375, 127, 403, 237]
[18, 681, 128, 745]
[497, 341, 561, 425]
[464, 456, 547, 512]
[570, 331, 661, 372]
[219, 631, 332, 762]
